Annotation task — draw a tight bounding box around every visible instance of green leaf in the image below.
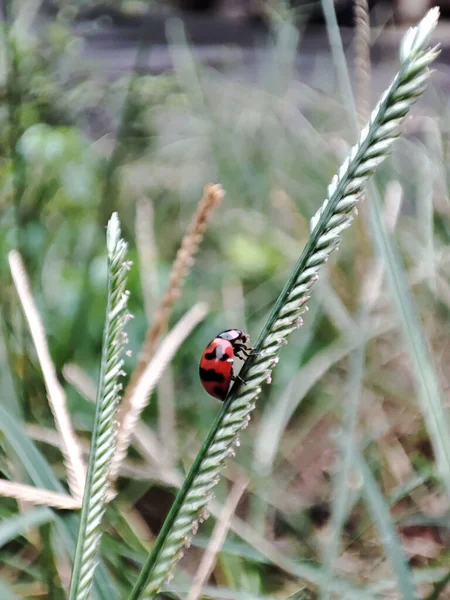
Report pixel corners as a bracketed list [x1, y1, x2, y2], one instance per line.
[0, 506, 54, 547]
[355, 452, 417, 600]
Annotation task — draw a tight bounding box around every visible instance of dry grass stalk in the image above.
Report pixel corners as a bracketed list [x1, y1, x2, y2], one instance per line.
[123, 183, 223, 403]
[360, 180, 403, 308]
[186, 478, 248, 600]
[135, 196, 159, 321]
[8, 250, 86, 501]
[353, 0, 371, 125]
[156, 368, 177, 466]
[135, 196, 176, 467]
[353, 0, 373, 281]
[26, 423, 175, 486]
[132, 424, 181, 486]
[0, 480, 80, 510]
[26, 424, 90, 454]
[111, 302, 209, 481]
[114, 184, 222, 479]
[63, 363, 96, 403]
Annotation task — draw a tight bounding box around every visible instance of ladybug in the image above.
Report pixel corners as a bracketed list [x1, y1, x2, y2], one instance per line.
[199, 329, 252, 400]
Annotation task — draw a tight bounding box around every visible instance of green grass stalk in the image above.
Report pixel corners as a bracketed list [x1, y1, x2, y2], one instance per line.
[68, 214, 130, 600]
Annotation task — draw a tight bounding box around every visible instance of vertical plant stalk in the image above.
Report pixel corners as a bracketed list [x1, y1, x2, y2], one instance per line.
[129, 9, 441, 599]
[352, 0, 372, 271]
[8, 250, 86, 501]
[135, 196, 159, 322]
[68, 213, 130, 600]
[354, 0, 371, 125]
[116, 185, 223, 454]
[321, 2, 373, 596]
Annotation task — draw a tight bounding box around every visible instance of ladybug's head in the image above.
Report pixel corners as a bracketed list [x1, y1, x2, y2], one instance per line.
[217, 329, 249, 346]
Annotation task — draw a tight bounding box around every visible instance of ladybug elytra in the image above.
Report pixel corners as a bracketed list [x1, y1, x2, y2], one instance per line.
[199, 329, 252, 400]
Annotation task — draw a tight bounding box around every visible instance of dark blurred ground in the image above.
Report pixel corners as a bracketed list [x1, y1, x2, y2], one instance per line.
[37, 2, 450, 97]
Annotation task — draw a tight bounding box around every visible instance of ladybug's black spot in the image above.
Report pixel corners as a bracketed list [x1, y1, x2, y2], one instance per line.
[199, 367, 225, 383]
[214, 386, 227, 400]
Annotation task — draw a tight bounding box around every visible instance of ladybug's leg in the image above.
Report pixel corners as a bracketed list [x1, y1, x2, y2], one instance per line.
[235, 346, 259, 360]
[230, 364, 245, 386]
[231, 373, 246, 384]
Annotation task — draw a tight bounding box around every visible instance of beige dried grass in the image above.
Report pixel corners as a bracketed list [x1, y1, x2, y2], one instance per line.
[0, 480, 80, 510]
[8, 250, 86, 501]
[353, 0, 372, 275]
[354, 0, 371, 125]
[124, 183, 223, 398]
[135, 196, 159, 321]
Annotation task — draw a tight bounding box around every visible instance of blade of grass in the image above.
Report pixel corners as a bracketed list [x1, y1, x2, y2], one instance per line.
[354, 451, 417, 599]
[0, 325, 21, 419]
[0, 404, 67, 495]
[320, 0, 358, 119]
[0, 506, 54, 548]
[368, 181, 450, 497]
[321, 184, 403, 597]
[354, 0, 372, 123]
[320, 347, 366, 599]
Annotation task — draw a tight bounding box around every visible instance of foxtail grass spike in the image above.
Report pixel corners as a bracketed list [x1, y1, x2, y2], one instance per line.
[129, 9, 440, 598]
[69, 213, 130, 600]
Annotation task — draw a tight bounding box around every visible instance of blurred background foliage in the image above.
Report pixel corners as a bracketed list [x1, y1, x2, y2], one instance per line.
[2, 1, 450, 598]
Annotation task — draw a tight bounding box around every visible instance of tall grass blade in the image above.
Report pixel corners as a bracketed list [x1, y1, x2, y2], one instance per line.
[368, 183, 450, 497]
[0, 507, 54, 548]
[129, 9, 440, 598]
[68, 213, 130, 600]
[0, 404, 67, 495]
[355, 452, 417, 599]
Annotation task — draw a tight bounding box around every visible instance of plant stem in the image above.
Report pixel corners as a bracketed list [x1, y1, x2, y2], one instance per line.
[68, 214, 129, 600]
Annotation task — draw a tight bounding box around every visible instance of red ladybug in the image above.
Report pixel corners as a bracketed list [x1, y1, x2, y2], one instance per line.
[199, 329, 252, 400]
